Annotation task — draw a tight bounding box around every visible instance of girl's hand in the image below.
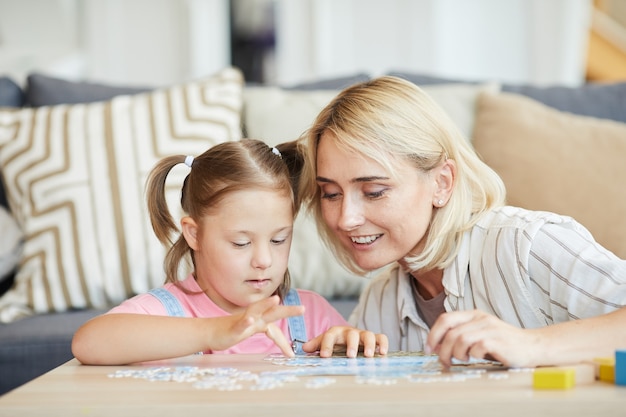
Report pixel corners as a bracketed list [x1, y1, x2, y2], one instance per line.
[426, 309, 542, 368]
[217, 295, 305, 357]
[301, 326, 389, 358]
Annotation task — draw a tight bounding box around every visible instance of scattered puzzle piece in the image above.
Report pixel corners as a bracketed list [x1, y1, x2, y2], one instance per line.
[533, 367, 575, 390]
[106, 352, 508, 391]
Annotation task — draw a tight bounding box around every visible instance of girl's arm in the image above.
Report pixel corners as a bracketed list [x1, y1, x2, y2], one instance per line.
[72, 295, 304, 365]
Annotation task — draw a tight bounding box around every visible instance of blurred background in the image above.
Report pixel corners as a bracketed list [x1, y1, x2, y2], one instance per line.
[0, 0, 625, 88]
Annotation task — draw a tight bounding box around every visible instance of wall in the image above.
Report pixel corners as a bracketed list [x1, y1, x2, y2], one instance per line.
[275, 0, 592, 86]
[0, 0, 230, 86]
[0, 0, 592, 87]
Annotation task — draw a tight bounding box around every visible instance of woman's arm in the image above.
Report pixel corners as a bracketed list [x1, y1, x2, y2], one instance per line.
[428, 218, 626, 368]
[426, 306, 626, 367]
[72, 295, 304, 365]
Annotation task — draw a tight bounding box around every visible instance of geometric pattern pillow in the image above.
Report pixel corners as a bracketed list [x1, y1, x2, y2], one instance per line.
[0, 67, 243, 322]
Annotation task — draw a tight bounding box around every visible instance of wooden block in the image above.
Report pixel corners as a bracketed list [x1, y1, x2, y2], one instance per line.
[533, 367, 576, 390]
[572, 363, 596, 385]
[593, 358, 615, 380]
[599, 363, 616, 383]
[593, 357, 616, 383]
[615, 349, 626, 386]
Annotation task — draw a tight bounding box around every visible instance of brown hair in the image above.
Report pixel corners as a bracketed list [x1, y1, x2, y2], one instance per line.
[145, 139, 303, 298]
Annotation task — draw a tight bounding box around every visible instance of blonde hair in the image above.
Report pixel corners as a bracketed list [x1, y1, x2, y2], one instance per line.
[145, 139, 302, 298]
[300, 76, 506, 274]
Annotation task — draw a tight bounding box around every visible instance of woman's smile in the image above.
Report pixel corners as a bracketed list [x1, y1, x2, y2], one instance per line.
[350, 234, 383, 245]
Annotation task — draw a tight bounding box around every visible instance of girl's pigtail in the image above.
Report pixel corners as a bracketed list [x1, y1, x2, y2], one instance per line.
[145, 155, 186, 246]
[276, 139, 305, 212]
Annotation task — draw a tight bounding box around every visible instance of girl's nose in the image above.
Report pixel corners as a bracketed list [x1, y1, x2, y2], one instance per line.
[251, 244, 272, 269]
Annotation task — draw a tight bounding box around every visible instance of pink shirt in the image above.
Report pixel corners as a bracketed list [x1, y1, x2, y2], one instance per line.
[108, 275, 348, 354]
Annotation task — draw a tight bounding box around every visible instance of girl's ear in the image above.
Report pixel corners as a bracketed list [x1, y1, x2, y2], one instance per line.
[433, 158, 456, 207]
[181, 216, 200, 250]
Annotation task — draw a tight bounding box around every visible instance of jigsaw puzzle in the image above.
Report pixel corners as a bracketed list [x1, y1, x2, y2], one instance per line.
[108, 351, 506, 391]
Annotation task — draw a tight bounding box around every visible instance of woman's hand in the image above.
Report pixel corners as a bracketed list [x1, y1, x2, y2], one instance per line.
[426, 309, 542, 368]
[302, 326, 389, 358]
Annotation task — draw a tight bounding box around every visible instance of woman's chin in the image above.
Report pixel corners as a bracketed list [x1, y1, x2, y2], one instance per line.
[353, 255, 394, 272]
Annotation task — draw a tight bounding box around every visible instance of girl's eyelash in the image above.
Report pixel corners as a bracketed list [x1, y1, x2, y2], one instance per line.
[233, 238, 288, 246]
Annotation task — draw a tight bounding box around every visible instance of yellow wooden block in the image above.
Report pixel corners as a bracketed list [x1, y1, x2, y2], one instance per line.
[533, 367, 576, 390]
[599, 363, 616, 382]
[593, 357, 616, 383]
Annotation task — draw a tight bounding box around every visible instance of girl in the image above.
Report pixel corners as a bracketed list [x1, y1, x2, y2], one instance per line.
[72, 139, 387, 365]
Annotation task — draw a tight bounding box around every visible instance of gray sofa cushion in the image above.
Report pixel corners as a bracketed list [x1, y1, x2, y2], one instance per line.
[0, 309, 105, 395]
[284, 73, 370, 90]
[502, 82, 626, 124]
[0, 76, 24, 108]
[387, 71, 480, 85]
[25, 73, 153, 107]
[387, 70, 626, 125]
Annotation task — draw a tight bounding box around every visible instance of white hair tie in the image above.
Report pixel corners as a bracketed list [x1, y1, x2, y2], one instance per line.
[271, 147, 282, 158]
[184, 155, 194, 168]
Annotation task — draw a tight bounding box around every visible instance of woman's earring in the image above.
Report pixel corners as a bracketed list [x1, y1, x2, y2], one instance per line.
[437, 199, 444, 206]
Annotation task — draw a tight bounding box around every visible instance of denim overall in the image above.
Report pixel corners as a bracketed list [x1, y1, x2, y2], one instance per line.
[148, 288, 307, 355]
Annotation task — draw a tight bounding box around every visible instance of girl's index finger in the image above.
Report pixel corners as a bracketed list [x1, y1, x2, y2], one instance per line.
[265, 322, 295, 357]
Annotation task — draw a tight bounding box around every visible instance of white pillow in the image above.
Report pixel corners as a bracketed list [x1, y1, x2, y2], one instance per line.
[243, 82, 501, 145]
[422, 82, 501, 139]
[243, 87, 338, 145]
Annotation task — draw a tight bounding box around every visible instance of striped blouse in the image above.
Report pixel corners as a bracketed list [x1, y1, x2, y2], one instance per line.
[348, 206, 626, 352]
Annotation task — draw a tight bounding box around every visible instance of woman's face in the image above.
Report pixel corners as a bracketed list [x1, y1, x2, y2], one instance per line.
[316, 132, 439, 271]
[182, 188, 293, 314]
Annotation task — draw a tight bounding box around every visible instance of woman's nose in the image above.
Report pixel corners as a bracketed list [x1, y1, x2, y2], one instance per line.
[337, 197, 365, 231]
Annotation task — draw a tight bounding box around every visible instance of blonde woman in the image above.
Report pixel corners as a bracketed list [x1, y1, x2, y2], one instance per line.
[299, 76, 626, 368]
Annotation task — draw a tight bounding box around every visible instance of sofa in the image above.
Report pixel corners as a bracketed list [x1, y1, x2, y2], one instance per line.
[1, 67, 626, 396]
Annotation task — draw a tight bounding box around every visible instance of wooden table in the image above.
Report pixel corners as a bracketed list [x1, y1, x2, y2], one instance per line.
[0, 353, 625, 417]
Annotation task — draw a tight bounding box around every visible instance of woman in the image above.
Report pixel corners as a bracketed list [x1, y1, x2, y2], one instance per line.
[298, 75, 626, 367]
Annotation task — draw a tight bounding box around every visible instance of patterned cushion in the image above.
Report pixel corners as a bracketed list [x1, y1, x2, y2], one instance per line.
[0, 68, 244, 322]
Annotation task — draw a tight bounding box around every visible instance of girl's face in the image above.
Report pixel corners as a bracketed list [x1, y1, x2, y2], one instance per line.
[316, 132, 444, 271]
[182, 188, 293, 314]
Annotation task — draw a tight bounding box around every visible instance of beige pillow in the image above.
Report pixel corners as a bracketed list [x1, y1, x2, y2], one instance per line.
[0, 68, 244, 322]
[472, 91, 626, 259]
